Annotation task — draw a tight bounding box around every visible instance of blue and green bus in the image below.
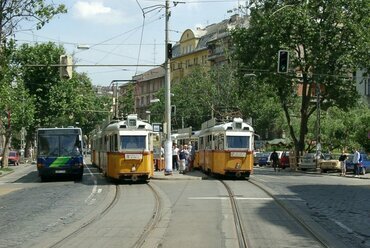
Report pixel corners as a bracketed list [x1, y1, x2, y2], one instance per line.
[36, 127, 84, 181]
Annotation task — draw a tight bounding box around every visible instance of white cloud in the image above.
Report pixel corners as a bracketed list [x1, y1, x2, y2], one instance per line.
[73, 1, 128, 25]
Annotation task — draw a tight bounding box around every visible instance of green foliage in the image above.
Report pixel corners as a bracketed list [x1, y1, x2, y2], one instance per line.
[118, 83, 135, 117]
[12, 42, 66, 127]
[231, 1, 369, 154]
[0, 0, 67, 40]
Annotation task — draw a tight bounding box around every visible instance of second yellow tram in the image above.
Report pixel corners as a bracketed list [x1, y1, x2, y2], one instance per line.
[195, 117, 254, 179]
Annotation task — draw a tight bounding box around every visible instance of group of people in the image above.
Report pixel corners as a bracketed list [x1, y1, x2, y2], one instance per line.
[172, 143, 194, 174]
[339, 149, 362, 176]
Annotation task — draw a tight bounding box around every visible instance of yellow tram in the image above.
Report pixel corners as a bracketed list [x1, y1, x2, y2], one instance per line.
[91, 114, 154, 181]
[195, 117, 254, 178]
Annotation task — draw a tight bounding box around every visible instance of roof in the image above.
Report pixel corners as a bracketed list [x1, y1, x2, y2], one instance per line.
[267, 138, 291, 146]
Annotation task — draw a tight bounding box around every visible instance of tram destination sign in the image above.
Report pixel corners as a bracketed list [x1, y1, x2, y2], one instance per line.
[230, 152, 246, 158]
[125, 154, 143, 160]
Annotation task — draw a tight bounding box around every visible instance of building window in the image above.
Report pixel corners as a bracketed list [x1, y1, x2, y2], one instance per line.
[146, 96, 150, 106]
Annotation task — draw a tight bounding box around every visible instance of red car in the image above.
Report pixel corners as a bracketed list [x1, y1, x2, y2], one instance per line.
[279, 151, 290, 169]
[7, 151, 20, 166]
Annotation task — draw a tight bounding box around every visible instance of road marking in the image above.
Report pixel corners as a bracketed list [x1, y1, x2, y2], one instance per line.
[188, 197, 273, 200]
[278, 197, 304, 201]
[330, 218, 364, 240]
[85, 165, 98, 205]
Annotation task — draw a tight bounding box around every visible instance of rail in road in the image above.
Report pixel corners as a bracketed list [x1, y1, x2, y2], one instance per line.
[48, 183, 162, 248]
[220, 179, 340, 248]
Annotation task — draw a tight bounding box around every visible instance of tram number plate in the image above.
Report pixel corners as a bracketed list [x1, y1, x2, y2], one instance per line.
[125, 154, 143, 160]
[230, 152, 246, 158]
[55, 170, 66, 174]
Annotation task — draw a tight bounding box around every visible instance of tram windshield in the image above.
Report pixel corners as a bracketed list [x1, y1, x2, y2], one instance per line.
[227, 135, 250, 149]
[38, 134, 82, 157]
[120, 135, 146, 149]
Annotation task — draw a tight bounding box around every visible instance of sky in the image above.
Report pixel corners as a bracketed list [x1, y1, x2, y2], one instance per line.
[14, 0, 247, 86]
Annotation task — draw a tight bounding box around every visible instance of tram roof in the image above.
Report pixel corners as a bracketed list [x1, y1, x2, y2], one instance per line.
[199, 118, 254, 134]
[104, 115, 152, 132]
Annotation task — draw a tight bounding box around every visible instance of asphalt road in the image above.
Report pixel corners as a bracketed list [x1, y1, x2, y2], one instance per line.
[0, 162, 369, 248]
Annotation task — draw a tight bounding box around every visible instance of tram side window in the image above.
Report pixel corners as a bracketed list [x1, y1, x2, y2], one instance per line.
[206, 135, 212, 149]
[199, 137, 204, 150]
[114, 134, 118, 151]
[105, 136, 109, 151]
[227, 136, 250, 149]
[120, 135, 146, 149]
[215, 134, 224, 150]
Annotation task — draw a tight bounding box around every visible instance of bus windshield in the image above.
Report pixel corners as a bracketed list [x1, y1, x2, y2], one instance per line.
[38, 134, 82, 157]
[120, 135, 146, 149]
[227, 136, 250, 149]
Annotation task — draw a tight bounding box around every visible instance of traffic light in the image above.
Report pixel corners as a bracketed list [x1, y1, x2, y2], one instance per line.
[277, 50, 289, 73]
[171, 105, 176, 116]
[167, 43, 172, 59]
[60, 54, 73, 79]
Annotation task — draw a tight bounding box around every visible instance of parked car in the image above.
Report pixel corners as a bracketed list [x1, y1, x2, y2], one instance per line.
[0, 150, 20, 166]
[319, 153, 342, 173]
[253, 152, 263, 166]
[258, 152, 271, 166]
[346, 153, 370, 175]
[300, 153, 324, 171]
[279, 151, 290, 169]
[8, 151, 20, 166]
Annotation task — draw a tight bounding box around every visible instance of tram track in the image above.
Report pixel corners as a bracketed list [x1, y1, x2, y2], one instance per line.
[49, 184, 120, 248]
[220, 180, 250, 248]
[48, 182, 162, 248]
[249, 179, 331, 248]
[131, 183, 162, 248]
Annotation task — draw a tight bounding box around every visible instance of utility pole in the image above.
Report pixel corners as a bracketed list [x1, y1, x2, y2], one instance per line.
[164, 0, 173, 174]
[315, 80, 321, 169]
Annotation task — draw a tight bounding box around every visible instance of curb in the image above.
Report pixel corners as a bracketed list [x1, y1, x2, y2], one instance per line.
[0, 168, 15, 178]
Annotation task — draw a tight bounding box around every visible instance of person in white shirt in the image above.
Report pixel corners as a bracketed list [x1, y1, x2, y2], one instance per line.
[172, 144, 179, 171]
[353, 149, 361, 176]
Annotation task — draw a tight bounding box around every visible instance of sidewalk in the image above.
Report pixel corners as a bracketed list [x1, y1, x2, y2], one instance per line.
[264, 166, 370, 179]
[0, 164, 26, 178]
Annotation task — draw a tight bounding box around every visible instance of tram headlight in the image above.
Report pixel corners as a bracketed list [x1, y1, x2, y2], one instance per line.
[235, 163, 241, 169]
[37, 163, 44, 169]
[131, 165, 136, 172]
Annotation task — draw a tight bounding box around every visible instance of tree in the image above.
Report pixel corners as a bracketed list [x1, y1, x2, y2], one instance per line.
[0, 0, 66, 42]
[0, 1, 66, 166]
[11, 42, 65, 155]
[0, 43, 36, 167]
[232, 1, 370, 156]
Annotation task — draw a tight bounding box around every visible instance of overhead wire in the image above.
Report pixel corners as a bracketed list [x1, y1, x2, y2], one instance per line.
[135, 0, 147, 75]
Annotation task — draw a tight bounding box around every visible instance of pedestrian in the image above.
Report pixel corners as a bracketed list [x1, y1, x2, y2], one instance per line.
[270, 149, 279, 172]
[338, 150, 347, 176]
[172, 144, 179, 171]
[178, 145, 187, 174]
[353, 148, 361, 176]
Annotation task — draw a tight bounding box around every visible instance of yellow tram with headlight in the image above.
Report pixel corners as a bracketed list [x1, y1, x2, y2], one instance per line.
[195, 117, 254, 179]
[91, 114, 154, 182]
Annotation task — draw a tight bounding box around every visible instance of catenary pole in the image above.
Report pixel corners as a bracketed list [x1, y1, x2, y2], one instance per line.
[164, 0, 173, 174]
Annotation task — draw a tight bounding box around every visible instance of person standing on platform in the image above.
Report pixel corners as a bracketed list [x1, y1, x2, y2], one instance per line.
[178, 145, 187, 174]
[339, 150, 347, 176]
[172, 144, 179, 171]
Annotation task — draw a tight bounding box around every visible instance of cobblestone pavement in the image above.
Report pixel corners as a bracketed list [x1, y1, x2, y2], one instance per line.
[252, 166, 370, 248]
